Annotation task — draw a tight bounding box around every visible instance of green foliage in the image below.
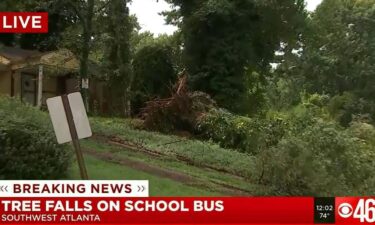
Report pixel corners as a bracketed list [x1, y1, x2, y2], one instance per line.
[196, 109, 287, 154]
[164, 0, 306, 113]
[132, 32, 183, 64]
[301, 93, 330, 108]
[166, 0, 304, 113]
[347, 121, 375, 145]
[242, 71, 267, 115]
[265, 77, 302, 110]
[280, 0, 375, 102]
[132, 40, 177, 114]
[0, 97, 71, 179]
[257, 104, 375, 196]
[101, 0, 133, 116]
[327, 92, 375, 126]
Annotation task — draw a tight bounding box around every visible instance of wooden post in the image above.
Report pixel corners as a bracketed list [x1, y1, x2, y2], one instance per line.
[37, 65, 43, 108]
[81, 78, 89, 113]
[61, 94, 89, 180]
[10, 70, 14, 97]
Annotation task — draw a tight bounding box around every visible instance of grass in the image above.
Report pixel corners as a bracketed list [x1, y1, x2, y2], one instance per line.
[81, 138, 267, 195]
[67, 154, 219, 196]
[0, 97, 262, 195]
[90, 117, 258, 179]
[67, 117, 268, 196]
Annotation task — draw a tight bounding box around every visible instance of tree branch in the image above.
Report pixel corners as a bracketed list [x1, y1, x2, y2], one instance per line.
[65, 0, 87, 29]
[95, 1, 110, 14]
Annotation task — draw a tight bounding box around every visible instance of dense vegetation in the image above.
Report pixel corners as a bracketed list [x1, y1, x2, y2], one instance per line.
[0, 97, 71, 179]
[163, 0, 306, 113]
[2, 0, 375, 195]
[197, 98, 375, 195]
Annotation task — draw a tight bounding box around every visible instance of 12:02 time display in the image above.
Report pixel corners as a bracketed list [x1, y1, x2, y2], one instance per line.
[316, 205, 333, 211]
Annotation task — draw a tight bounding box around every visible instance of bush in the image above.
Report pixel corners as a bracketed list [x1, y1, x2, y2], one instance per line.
[347, 121, 375, 146]
[258, 108, 375, 196]
[327, 92, 375, 126]
[0, 96, 71, 179]
[196, 109, 287, 154]
[301, 93, 330, 108]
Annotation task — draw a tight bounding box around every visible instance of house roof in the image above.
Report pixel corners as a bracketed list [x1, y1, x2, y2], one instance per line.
[0, 46, 43, 63]
[0, 46, 102, 77]
[0, 46, 80, 76]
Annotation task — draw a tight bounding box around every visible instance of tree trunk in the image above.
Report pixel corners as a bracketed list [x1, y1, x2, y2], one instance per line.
[109, 0, 132, 117]
[80, 0, 94, 112]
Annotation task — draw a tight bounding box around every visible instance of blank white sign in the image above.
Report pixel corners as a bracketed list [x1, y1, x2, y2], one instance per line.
[47, 92, 92, 144]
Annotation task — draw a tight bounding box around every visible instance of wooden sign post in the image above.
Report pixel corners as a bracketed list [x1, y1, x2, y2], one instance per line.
[47, 92, 92, 180]
[61, 94, 88, 179]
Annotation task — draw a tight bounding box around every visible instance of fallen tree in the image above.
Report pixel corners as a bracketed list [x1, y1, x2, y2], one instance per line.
[140, 70, 216, 133]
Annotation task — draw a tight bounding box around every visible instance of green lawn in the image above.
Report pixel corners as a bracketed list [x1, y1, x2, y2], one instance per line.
[80, 138, 266, 195]
[90, 117, 257, 178]
[66, 117, 266, 196]
[67, 154, 219, 196]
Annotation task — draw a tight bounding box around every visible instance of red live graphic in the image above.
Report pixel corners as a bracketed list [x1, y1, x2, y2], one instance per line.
[0, 12, 48, 33]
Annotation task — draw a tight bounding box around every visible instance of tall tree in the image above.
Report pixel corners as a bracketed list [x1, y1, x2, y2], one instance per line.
[131, 35, 179, 114]
[280, 0, 375, 99]
[164, 0, 306, 113]
[103, 0, 133, 116]
[82, 0, 94, 111]
[77, 0, 94, 111]
[58, 0, 96, 111]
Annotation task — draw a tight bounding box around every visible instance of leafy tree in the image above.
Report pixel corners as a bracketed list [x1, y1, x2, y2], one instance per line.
[131, 37, 177, 114]
[131, 31, 155, 54]
[101, 0, 134, 116]
[164, 0, 306, 113]
[276, 0, 375, 123]
[285, 0, 375, 96]
[73, 0, 95, 111]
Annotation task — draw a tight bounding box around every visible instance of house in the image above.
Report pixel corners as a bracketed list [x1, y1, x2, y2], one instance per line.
[0, 46, 107, 113]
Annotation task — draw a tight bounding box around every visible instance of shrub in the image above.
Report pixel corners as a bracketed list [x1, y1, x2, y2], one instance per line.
[196, 109, 287, 154]
[301, 93, 330, 107]
[0, 96, 71, 179]
[327, 92, 375, 126]
[265, 77, 302, 110]
[347, 121, 375, 145]
[258, 109, 375, 196]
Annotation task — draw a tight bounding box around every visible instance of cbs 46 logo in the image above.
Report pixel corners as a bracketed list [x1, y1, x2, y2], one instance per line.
[339, 199, 375, 223]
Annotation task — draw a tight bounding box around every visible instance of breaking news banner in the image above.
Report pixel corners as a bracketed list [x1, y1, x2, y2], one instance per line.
[0, 183, 373, 225]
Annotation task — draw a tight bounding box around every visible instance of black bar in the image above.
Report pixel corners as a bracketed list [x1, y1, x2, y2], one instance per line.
[314, 197, 335, 224]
